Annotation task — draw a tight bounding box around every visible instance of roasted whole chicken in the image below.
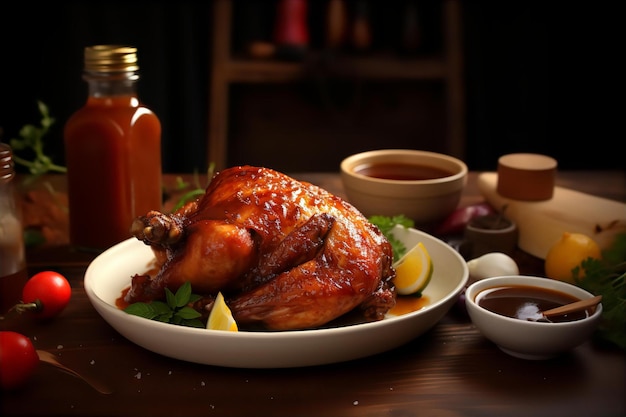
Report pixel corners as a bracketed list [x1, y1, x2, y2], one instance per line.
[127, 166, 396, 330]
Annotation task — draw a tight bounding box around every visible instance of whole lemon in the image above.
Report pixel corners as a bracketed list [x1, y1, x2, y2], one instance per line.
[544, 232, 601, 283]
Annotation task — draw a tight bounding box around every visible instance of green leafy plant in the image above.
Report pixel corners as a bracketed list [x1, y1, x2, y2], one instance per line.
[368, 215, 415, 262]
[574, 233, 626, 350]
[170, 163, 216, 212]
[9, 100, 66, 176]
[124, 281, 204, 328]
[5, 101, 68, 247]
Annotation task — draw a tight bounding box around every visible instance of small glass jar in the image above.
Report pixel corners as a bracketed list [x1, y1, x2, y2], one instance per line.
[0, 142, 28, 312]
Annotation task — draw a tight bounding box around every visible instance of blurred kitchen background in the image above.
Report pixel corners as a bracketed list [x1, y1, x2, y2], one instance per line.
[0, 0, 620, 174]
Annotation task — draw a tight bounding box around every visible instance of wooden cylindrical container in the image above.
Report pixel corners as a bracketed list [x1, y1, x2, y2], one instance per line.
[497, 153, 557, 201]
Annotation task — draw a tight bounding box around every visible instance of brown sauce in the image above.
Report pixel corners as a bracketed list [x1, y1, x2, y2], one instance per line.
[388, 295, 429, 316]
[116, 286, 131, 310]
[476, 285, 588, 323]
[355, 163, 454, 181]
[0, 268, 29, 312]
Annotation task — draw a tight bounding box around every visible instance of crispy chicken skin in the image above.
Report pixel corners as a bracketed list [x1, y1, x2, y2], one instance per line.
[128, 166, 396, 330]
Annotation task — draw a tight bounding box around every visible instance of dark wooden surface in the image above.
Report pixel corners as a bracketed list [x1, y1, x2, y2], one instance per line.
[2, 170, 625, 417]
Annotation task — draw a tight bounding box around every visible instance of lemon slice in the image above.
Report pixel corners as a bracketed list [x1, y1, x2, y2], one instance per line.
[207, 292, 238, 331]
[392, 242, 433, 295]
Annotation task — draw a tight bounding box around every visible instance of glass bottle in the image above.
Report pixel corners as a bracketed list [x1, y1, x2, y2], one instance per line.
[274, 0, 309, 60]
[326, 0, 348, 50]
[0, 141, 28, 312]
[64, 45, 162, 251]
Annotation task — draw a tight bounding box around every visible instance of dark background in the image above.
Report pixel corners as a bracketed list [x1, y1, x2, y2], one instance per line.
[0, 1, 621, 174]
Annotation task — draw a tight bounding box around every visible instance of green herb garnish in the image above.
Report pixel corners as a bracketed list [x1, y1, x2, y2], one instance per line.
[171, 163, 216, 212]
[574, 233, 626, 350]
[9, 100, 67, 176]
[124, 281, 204, 328]
[368, 215, 415, 262]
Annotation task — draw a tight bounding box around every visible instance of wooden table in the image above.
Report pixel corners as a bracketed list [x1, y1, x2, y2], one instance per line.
[2, 171, 625, 417]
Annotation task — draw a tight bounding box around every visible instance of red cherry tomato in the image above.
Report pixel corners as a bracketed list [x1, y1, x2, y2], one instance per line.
[21, 271, 71, 319]
[0, 331, 40, 390]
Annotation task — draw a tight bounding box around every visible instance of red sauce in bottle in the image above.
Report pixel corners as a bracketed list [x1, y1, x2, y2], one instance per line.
[64, 46, 162, 251]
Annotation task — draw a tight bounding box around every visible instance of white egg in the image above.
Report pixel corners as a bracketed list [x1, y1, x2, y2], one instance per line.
[466, 252, 520, 281]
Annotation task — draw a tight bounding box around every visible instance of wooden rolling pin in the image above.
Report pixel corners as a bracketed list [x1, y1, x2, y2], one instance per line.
[477, 172, 626, 259]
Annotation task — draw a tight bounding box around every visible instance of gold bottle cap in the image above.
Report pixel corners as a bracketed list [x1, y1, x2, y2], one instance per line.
[84, 45, 139, 72]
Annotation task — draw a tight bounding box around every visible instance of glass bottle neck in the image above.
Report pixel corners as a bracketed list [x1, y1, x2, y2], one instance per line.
[83, 71, 139, 98]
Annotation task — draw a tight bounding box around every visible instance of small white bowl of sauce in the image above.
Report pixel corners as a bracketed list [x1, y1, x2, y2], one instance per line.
[465, 275, 602, 360]
[340, 149, 467, 227]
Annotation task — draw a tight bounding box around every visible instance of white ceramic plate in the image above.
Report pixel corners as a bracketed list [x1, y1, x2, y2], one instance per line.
[84, 225, 468, 368]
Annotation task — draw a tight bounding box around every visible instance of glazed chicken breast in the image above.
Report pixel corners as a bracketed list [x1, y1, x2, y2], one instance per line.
[127, 166, 396, 330]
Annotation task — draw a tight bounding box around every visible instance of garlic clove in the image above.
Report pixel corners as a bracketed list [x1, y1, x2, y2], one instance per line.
[467, 252, 520, 281]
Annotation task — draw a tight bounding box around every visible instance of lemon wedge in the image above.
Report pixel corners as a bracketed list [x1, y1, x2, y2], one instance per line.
[207, 292, 238, 331]
[393, 242, 433, 295]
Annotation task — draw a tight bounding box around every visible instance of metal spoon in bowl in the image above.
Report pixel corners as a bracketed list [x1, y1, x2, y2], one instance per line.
[528, 295, 602, 322]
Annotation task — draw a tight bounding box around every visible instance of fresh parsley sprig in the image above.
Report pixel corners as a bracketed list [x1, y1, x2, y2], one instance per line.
[368, 215, 415, 262]
[574, 233, 626, 350]
[9, 100, 67, 176]
[124, 281, 204, 328]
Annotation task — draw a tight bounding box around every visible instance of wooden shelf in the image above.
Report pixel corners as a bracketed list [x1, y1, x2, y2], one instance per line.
[208, 0, 465, 170]
[224, 55, 448, 83]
